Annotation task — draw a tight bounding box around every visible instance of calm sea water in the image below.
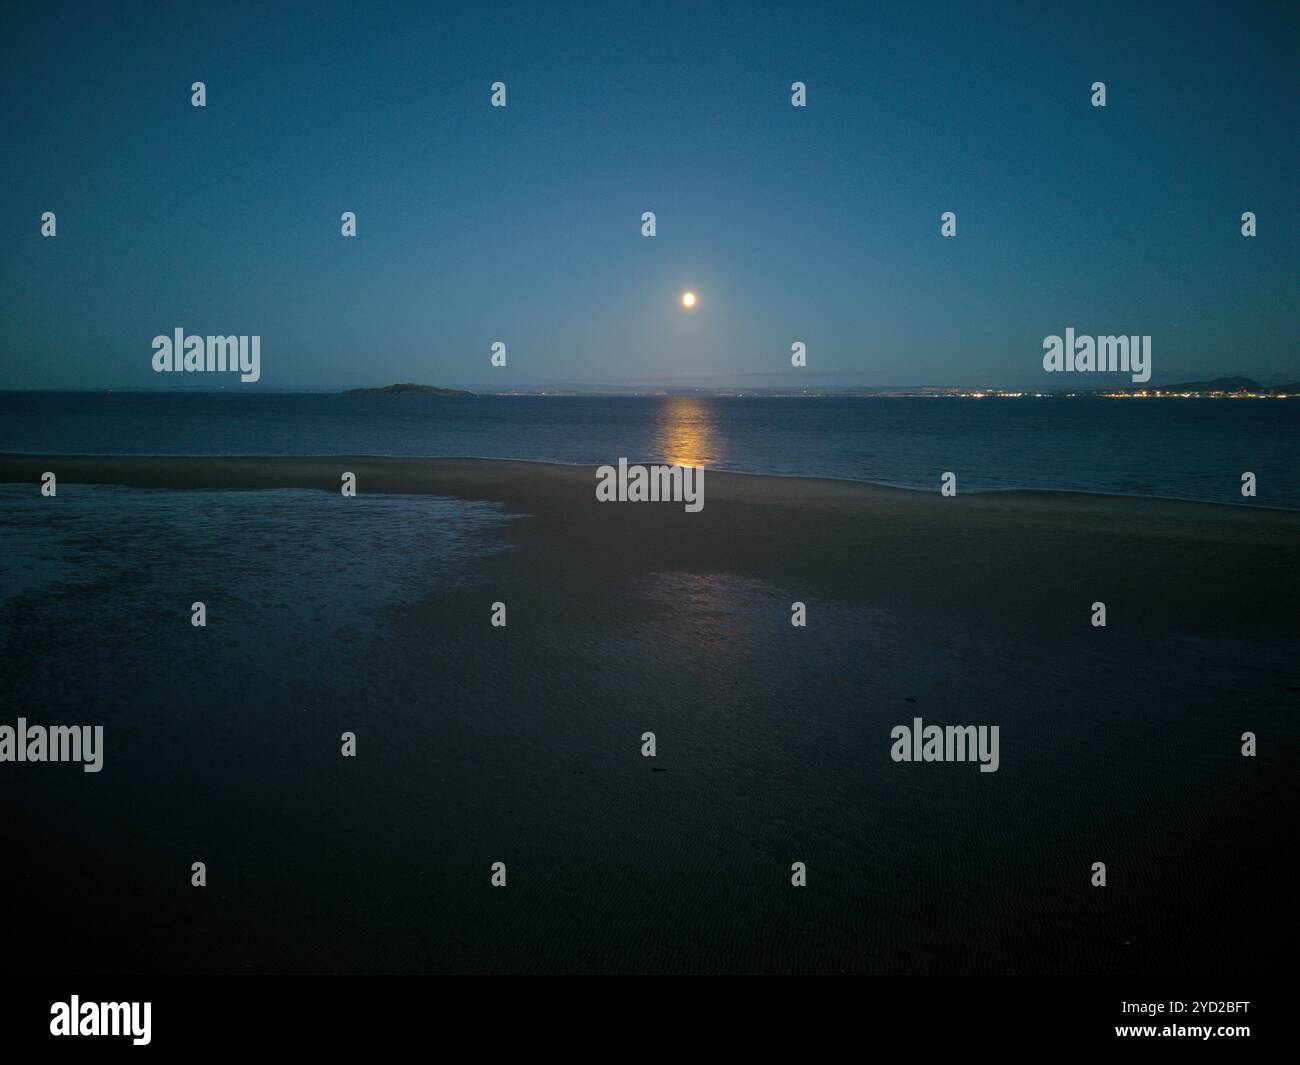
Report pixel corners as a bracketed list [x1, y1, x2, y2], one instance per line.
[1, 391, 1296, 508]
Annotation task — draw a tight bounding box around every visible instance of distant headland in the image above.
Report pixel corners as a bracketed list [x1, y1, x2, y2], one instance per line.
[341, 383, 474, 396]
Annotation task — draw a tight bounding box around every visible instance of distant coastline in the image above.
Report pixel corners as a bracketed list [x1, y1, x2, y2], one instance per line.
[2, 375, 1294, 398]
[341, 383, 474, 396]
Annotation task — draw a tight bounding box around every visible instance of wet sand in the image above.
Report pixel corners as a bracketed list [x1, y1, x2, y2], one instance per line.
[2, 452, 1295, 642]
[1, 454, 1295, 974]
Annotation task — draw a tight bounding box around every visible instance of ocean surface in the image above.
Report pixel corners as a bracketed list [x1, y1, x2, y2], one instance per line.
[1, 391, 1297, 508]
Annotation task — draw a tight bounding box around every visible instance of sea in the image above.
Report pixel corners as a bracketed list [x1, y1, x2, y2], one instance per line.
[1, 390, 1297, 508]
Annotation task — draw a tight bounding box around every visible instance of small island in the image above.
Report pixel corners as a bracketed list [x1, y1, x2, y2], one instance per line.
[342, 383, 474, 396]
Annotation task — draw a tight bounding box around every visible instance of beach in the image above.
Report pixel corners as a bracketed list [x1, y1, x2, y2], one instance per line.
[2, 452, 1295, 637]
[0, 454, 1295, 973]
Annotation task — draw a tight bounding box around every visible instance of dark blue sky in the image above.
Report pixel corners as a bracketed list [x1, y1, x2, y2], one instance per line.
[2, 0, 1296, 389]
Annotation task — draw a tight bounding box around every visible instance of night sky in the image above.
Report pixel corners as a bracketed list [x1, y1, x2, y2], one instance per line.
[2, 1, 1296, 389]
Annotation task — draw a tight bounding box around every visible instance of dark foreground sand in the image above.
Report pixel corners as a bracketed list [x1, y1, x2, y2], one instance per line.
[1, 454, 1295, 974]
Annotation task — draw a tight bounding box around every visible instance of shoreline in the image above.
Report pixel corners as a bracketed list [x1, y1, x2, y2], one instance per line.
[1, 451, 1296, 514]
[3, 452, 1296, 642]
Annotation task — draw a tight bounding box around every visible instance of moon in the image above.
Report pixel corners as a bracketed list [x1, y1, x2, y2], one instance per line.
[681, 291, 697, 308]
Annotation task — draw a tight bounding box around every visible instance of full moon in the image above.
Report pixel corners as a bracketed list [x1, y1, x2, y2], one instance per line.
[681, 291, 697, 308]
